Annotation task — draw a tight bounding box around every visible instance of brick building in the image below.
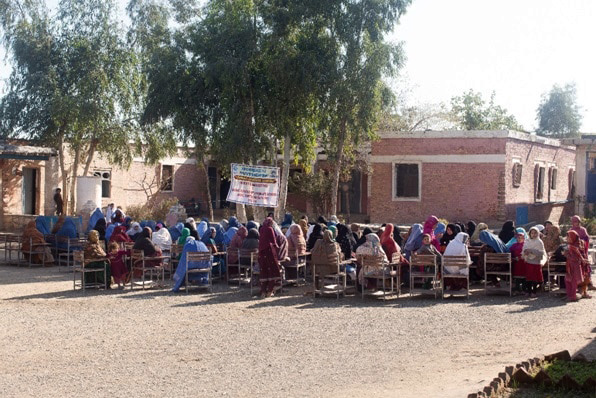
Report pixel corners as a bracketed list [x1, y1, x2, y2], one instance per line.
[562, 134, 596, 217]
[369, 130, 576, 225]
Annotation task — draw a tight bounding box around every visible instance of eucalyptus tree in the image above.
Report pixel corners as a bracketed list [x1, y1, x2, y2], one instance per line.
[0, 0, 148, 213]
[536, 83, 582, 138]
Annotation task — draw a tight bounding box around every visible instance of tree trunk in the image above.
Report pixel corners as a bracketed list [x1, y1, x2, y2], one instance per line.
[330, 121, 346, 217]
[68, 147, 80, 215]
[236, 203, 247, 224]
[198, 160, 214, 221]
[57, 135, 68, 213]
[82, 139, 98, 176]
[275, 133, 292, 221]
[252, 205, 264, 222]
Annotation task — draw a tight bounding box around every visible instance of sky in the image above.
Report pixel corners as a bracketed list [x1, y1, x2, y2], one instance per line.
[390, 0, 596, 132]
[1, 0, 595, 132]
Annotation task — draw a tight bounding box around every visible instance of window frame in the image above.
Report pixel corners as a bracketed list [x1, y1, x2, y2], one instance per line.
[534, 163, 546, 203]
[512, 159, 523, 188]
[92, 168, 112, 199]
[392, 161, 422, 202]
[160, 164, 174, 192]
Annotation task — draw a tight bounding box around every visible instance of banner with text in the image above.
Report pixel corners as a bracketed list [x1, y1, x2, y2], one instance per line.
[226, 163, 280, 207]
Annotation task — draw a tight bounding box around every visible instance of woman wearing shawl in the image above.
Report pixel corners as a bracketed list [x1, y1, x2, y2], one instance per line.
[498, 220, 516, 245]
[94, 218, 107, 242]
[356, 233, 389, 288]
[440, 224, 460, 247]
[112, 209, 124, 224]
[287, 224, 307, 258]
[224, 226, 238, 246]
[132, 227, 164, 276]
[522, 227, 546, 297]
[84, 230, 111, 287]
[21, 220, 54, 265]
[443, 232, 472, 291]
[466, 221, 476, 239]
[299, 219, 309, 239]
[564, 230, 591, 301]
[227, 226, 248, 264]
[470, 223, 488, 245]
[168, 222, 184, 242]
[404, 224, 424, 259]
[201, 227, 217, 253]
[240, 229, 260, 266]
[152, 226, 172, 251]
[228, 216, 240, 230]
[109, 225, 132, 244]
[281, 213, 293, 230]
[220, 219, 229, 231]
[246, 220, 259, 232]
[261, 217, 288, 261]
[172, 238, 211, 292]
[212, 224, 226, 246]
[87, 208, 104, 233]
[196, 220, 209, 240]
[509, 230, 528, 292]
[380, 224, 401, 262]
[54, 217, 78, 249]
[127, 222, 143, 241]
[184, 222, 199, 240]
[307, 223, 324, 251]
[328, 225, 338, 240]
[505, 227, 527, 251]
[422, 215, 438, 244]
[433, 222, 446, 251]
[258, 226, 282, 298]
[570, 216, 590, 256]
[543, 221, 563, 254]
[336, 224, 356, 261]
[311, 230, 343, 287]
[356, 227, 373, 249]
[35, 217, 51, 236]
[477, 230, 508, 281]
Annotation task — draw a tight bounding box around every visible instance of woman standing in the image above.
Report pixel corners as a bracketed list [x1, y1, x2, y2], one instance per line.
[565, 230, 590, 301]
[522, 227, 546, 298]
[258, 226, 282, 298]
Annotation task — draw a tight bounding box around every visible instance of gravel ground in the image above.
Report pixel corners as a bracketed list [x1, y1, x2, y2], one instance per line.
[0, 264, 594, 398]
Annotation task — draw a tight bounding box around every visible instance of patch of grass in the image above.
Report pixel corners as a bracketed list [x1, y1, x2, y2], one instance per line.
[543, 359, 596, 385]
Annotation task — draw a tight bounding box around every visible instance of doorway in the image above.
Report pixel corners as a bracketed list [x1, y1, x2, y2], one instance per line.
[22, 168, 38, 215]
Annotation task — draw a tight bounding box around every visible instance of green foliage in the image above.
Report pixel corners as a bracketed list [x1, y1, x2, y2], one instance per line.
[537, 83, 582, 138]
[450, 89, 523, 131]
[126, 196, 179, 222]
[543, 359, 596, 385]
[288, 170, 334, 216]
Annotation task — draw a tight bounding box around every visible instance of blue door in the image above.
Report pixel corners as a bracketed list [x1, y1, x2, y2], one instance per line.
[516, 206, 529, 226]
[587, 170, 596, 203]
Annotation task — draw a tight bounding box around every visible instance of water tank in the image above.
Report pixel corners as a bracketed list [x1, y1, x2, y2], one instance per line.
[76, 176, 102, 212]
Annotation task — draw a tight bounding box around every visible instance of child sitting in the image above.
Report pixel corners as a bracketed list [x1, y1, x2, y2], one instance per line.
[107, 241, 129, 289]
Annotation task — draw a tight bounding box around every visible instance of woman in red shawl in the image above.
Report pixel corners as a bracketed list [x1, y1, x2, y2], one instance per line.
[109, 225, 132, 245]
[570, 215, 593, 289]
[380, 224, 400, 262]
[262, 217, 288, 261]
[21, 220, 54, 265]
[565, 230, 591, 301]
[423, 215, 440, 250]
[509, 230, 527, 293]
[258, 226, 282, 298]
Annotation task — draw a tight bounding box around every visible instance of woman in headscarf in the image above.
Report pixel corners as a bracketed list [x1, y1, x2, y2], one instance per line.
[356, 233, 389, 289]
[328, 225, 337, 240]
[311, 230, 343, 288]
[94, 218, 107, 242]
[228, 216, 240, 230]
[380, 224, 401, 262]
[542, 221, 563, 254]
[466, 221, 476, 238]
[477, 230, 508, 281]
[184, 222, 199, 240]
[565, 230, 590, 301]
[87, 208, 104, 233]
[433, 222, 446, 251]
[521, 227, 546, 298]
[132, 227, 164, 276]
[498, 220, 516, 246]
[317, 216, 328, 225]
[356, 227, 373, 249]
[505, 227, 527, 251]
[281, 213, 293, 230]
[440, 224, 460, 248]
[404, 223, 424, 259]
[172, 237, 211, 292]
[212, 224, 226, 246]
[335, 223, 356, 261]
[109, 225, 132, 245]
[299, 219, 309, 239]
[227, 226, 248, 264]
[83, 230, 111, 287]
[422, 215, 439, 244]
[479, 230, 507, 253]
[54, 217, 78, 250]
[112, 209, 124, 224]
[470, 222, 489, 245]
[287, 224, 307, 258]
[246, 220, 259, 232]
[196, 219, 209, 240]
[327, 215, 339, 227]
[307, 223, 324, 251]
[223, 226, 238, 246]
[392, 224, 404, 248]
[570, 215, 590, 256]
[351, 223, 361, 243]
[21, 220, 54, 265]
[152, 225, 172, 251]
[509, 229, 528, 293]
[35, 216, 51, 236]
[258, 226, 282, 298]
[186, 217, 197, 231]
[127, 222, 143, 241]
[201, 227, 217, 253]
[443, 232, 472, 291]
[106, 241, 129, 289]
[220, 218, 229, 231]
[261, 217, 288, 261]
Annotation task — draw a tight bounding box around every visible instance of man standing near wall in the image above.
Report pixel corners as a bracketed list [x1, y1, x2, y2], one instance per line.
[54, 188, 63, 216]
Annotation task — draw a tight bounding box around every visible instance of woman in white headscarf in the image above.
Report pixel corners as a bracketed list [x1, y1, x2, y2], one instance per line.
[443, 232, 472, 291]
[126, 222, 143, 241]
[152, 225, 173, 251]
[522, 227, 546, 298]
[356, 233, 389, 288]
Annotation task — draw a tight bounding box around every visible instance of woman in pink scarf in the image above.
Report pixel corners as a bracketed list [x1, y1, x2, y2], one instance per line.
[423, 215, 440, 250]
[287, 224, 307, 258]
[565, 230, 591, 301]
[570, 215, 592, 289]
[227, 226, 248, 264]
[258, 226, 282, 298]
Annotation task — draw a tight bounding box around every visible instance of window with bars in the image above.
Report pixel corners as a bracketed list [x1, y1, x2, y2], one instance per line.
[512, 163, 522, 187]
[394, 163, 420, 199]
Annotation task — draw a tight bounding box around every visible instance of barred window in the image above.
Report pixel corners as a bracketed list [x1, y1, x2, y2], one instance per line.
[512, 163, 522, 188]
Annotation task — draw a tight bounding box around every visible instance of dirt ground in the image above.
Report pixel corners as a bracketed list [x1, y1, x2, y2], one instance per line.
[0, 265, 594, 398]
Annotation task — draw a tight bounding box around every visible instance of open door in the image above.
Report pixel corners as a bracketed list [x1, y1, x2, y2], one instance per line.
[22, 168, 37, 215]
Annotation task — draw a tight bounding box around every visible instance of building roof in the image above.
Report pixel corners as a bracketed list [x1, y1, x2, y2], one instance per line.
[0, 142, 57, 160]
[561, 133, 596, 146]
[377, 129, 574, 149]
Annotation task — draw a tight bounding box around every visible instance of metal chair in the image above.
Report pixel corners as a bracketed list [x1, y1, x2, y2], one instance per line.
[57, 237, 84, 271]
[5, 234, 22, 265]
[484, 252, 512, 296]
[409, 254, 440, 298]
[358, 253, 395, 300]
[312, 257, 347, 299]
[441, 255, 470, 299]
[546, 256, 566, 295]
[73, 250, 107, 291]
[283, 252, 308, 286]
[185, 252, 213, 293]
[21, 236, 50, 267]
[130, 249, 166, 290]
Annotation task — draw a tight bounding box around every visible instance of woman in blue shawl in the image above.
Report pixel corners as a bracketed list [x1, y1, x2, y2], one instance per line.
[172, 238, 211, 292]
[281, 213, 293, 229]
[479, 230, 507, 253]
[224, 227, 238, 246]
[196, 220, 209, 240]
[105, 224, 116, 242]
[168, 222, 184, 242]
[478, 230, 508, 281]
[212, 224, 225, 245]
[201, 227, 217, 252]
[87, 208, 104, 233]
[403, 224, 423, 259]
[246, 220, 259, 231]
[505, 227, 526, 250]
[228, 216, 240, 230]
[35, 217, 51, 236]
[55, 218, 78, 249]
